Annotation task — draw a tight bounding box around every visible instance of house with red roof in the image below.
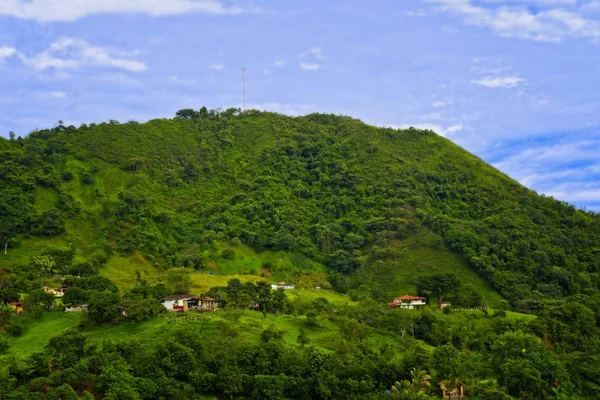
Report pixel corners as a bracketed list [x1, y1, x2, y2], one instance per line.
[200, 296, 217, 311]
[160, 295, 199, 312]
[389, 295, 427, 309]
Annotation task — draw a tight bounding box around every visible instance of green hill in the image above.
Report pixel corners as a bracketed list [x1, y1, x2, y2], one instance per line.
[2, 108, 600, 399]
[2, 109, 600, 308]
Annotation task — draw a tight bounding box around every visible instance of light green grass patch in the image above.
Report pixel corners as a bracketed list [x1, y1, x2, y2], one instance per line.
[286, 289, 357, 305]
[34, 187, 59, 213]
[6, 312, 82, 357]
[205, 243, 326, 281]
[504, 310, 537, 321]
[190, 274, 268, 294]
[357, 229, 505, 308]
[101, 252, 162, 291]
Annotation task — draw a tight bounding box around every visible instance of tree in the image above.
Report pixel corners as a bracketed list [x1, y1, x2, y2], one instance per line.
[61, 287, 89, 306]
[8, 131, 15, 140]
[432, 345, 462, 380]
[31, 255, 56, 277]
[122, 298, 165, 322]
[175, 109, 198, 119]
[297, 328, 310, 347]
[87, 291, 120, 324]
[256, 281, 273, 313]
[260, 325, 284, 343]
[32, 208, 66, 236]
[166, 268, 192, 294]
[226, 278, 243, 303]
[415, 274, 461, 305]
[217, 367, 245, 399]
[47, 329, 88, 370]
[0, 218, 18, 256]
[252, 375, 285, 400]
[0, 335, 8, 354]
[0, 288, 19, 304]
[0, 366, 16, 399]
[26, 288, 55, 309]
[410, 368, 431, 388]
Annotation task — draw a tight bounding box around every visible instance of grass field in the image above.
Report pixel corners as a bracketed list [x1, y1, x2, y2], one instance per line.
[286, 289, 357, 305]
[84, 311, 405, 352]
[504, 310, 537, 322]
[4, 308, 409, 359]
[4, 305, 538, 360]
[6, 312, 82, 357]
[357, 229, 505, 307]
[101, 252, 163, 291]
[100, 252, 272, 294]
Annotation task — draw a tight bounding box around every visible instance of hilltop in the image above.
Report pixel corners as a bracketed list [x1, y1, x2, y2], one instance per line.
[2, 108, 600, 308]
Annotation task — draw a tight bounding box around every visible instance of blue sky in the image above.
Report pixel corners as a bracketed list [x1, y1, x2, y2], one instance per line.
[1, 0, 599, 210]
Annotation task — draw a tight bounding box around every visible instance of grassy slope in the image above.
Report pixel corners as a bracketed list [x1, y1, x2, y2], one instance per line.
[100, 244, 330, 294]
[356, 229, 504, 307]
[6, 310, 405, 359]
[5, 312, 82, 356]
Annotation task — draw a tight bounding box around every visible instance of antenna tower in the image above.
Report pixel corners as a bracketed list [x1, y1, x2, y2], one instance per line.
[242, 67, 246, 112]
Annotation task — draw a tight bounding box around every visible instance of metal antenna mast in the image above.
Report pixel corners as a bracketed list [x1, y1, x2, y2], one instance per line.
[242, 67, 246, 111]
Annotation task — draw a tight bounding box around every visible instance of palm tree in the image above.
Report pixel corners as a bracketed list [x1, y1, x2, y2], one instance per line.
[410, 368, 432, 388]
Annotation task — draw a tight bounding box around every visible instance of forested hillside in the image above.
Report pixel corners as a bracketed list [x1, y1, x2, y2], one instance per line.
[1, 108, 600, 399]
[2, 108, 599, 305]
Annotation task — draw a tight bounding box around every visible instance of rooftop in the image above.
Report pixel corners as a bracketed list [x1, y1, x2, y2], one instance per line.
[394, 295, 426, 301]
[162, 294, 197, 301]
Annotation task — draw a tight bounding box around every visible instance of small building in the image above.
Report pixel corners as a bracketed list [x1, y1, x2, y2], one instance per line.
[160, 295, 199, 312]
[43, 286, 68, 297]
[271, 281, 295, 290]
[65, 304, 88, 312]
[9, 302, 23, 313]
[199, 296, 217, 311]
[389, 295, 427, 309]
[439, 382, 464, 399]
[440, 302, 451, 309]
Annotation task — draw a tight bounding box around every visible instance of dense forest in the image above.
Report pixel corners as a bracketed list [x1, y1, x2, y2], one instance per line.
[1, 108, 600, 399]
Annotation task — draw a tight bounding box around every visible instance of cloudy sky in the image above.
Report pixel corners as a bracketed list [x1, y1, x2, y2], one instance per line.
[1, 0, 599, 210]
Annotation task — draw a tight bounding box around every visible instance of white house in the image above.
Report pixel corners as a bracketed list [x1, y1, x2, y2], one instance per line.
[390, 295, 427, 309]
[160, 295, 199, 312]
[44, 286, 67, 297]
[271, 281, 295, 290]
[65, 304, 87, 312]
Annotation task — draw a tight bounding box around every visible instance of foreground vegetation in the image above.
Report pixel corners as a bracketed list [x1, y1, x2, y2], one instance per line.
[1, 108, 600, 398]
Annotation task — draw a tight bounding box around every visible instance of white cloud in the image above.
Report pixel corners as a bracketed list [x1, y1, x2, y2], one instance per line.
[0, 0, 253, 22]
[471, 76, 525, 88]
[406, 10, 427, 17]
[426, 0, 600, 42]
[493, 139, 600, 208]
[307, 47, 325, 60]
[33, 91, 67, 99]
[300, 62, 320, 71]
[0, 46, 17, 61]
[209, 64, 224, 71]
[300, 47, 326, 60]
[383, 122, 463, 137]
[19, 38, 147, 72]
[432, 98, 454, 108]
[274, 60, 284, 67]
[446, 124, 463, 134]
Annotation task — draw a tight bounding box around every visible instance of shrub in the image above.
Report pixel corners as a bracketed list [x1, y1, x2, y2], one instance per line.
[221, 249, 235, 260]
